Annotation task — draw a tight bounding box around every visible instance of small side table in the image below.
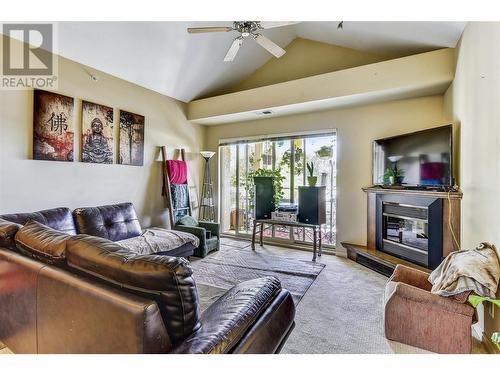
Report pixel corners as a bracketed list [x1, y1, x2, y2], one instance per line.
[251, 219, 322, 262]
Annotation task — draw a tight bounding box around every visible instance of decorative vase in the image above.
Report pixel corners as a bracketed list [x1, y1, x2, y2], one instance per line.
[307, 176, 318, 187]
[388, 176, 395, 185]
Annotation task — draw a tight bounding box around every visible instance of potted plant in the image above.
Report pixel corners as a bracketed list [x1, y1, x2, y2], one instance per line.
[315, 145, 333, 159]
[383, 166, 405, 185]
[249, 168, 285, 208]
[307, 162, 317, 186]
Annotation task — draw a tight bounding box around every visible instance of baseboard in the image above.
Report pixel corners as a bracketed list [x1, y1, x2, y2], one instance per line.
[482, 332, 500, 354]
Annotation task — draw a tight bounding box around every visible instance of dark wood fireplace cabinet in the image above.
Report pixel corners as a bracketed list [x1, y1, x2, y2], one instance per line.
[343, 187, 462, 276]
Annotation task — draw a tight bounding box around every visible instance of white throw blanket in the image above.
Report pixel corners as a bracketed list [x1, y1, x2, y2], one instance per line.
[117, 228, 199, 256]
[428, 242, 500, 298]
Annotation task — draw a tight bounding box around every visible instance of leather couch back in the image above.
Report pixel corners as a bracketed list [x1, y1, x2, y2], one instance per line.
[0, 207, 76, 235]
[66, 234, 201, 346]
[73, 202, 142, 241]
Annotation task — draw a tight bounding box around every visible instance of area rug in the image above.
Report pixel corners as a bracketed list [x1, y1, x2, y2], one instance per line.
[190, 238, 325, 310]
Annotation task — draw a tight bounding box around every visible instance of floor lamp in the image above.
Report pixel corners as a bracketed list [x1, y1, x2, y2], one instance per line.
[200, 151, 216, 222]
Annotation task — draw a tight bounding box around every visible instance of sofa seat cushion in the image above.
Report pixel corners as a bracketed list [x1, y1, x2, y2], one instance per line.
[66, 235, 201, 345]
[15, 220, 72, 265]
[0, 207, 76, 235]
[117, 228, 199, 256]
[0, 218, 22, 250]
[73, 202, 142, 241]
[171, 277, 282, 354]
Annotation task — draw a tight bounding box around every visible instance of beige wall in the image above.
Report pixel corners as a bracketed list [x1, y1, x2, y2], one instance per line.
[211, 38, 389, 96]
[206, 96, 448, 255]
[444, 22, 500, 347]
[0, 44, 205, 228]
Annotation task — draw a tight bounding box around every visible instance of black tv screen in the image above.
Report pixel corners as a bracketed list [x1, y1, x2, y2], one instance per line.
[373, 125, 453, 187]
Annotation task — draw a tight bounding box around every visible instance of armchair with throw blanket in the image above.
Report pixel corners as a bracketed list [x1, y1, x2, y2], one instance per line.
[175, 215, 220, 258]
[384, 242, 500, 353]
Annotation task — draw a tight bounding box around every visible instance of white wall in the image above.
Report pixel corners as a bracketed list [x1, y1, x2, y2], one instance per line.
[206, 96, 449, 255]
[0, 47, 205, 228]
[444, 22, 500, 347]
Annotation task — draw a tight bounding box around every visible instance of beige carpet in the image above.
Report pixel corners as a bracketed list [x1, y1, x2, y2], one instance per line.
[209, 239, 486, 354]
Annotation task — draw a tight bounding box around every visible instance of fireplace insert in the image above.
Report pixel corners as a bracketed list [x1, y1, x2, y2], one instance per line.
[376, 194, 443, 269]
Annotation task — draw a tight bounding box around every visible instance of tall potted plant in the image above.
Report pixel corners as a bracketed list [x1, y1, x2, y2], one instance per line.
[249, 168, 285, 209]
[307, 162, 317, 186]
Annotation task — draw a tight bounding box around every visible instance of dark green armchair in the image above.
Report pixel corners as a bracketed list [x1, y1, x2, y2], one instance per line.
[174, 215, 220, 258]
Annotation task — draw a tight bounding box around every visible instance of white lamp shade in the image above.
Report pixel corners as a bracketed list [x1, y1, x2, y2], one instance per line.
[200, 151, 216, 159]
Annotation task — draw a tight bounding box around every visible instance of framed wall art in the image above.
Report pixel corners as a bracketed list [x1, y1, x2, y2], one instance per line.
[119, 110, 144, 166]
[33, 90, 75, 161]
[81, 101, 114, 164]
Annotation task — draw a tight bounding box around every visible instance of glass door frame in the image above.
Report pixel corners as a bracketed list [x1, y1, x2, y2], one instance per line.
[218, 130, 337, 249]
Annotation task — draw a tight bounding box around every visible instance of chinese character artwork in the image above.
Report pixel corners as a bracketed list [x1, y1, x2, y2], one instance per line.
[33, 90, 74, 161]
[119, 110, 144, 166]
[81, 101, 114, 164]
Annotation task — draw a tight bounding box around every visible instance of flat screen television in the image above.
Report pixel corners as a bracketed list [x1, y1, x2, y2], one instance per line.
[373, 125, 453, 188]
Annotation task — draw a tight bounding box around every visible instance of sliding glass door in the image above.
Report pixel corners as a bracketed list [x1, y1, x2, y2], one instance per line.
[219, 132, 337, 247]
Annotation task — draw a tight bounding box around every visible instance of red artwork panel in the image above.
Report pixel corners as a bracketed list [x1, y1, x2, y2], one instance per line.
[33, 90, 74, 161]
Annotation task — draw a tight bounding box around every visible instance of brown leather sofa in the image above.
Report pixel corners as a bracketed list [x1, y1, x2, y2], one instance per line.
[1, 203, 195, 258]
[0, 207, 295, 354]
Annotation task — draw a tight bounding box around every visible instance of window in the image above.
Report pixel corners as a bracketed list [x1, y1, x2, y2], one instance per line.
[219, 131, 337, 247]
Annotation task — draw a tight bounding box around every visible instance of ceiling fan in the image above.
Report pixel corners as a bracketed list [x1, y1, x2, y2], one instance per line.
[187, 21, 298, 62]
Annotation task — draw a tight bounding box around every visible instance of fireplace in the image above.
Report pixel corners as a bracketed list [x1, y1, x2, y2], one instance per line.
[343, 187, 461, 276]
[375, 194, 443, 269]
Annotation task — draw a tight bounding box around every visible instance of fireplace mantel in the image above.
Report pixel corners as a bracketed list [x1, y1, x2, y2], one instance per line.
[362, 186, 463, 199]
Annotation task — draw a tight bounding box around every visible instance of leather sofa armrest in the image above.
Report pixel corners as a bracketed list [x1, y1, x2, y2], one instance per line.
[0, 218, 22, 250]
[198, 221, 220, 236]
[389, 264, 433, 291]
[388, 281, 475, 317]
[170, 277, 285, 354]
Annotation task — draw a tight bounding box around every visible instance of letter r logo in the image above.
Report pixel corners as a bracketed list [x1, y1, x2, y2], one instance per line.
[2, 24, 53, 76]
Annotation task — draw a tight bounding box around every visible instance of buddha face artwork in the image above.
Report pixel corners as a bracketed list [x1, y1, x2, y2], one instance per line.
[33, 90, 75, 161]
[119, 110, 144, 166]
[81, 101, 114, 163]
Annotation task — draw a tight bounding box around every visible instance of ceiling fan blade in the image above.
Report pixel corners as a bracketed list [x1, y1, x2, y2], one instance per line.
[254, 34, 286, 58]
[259, 21, 300, 29]
[187, 26, 233, 34]
[224, 37, 243, 62]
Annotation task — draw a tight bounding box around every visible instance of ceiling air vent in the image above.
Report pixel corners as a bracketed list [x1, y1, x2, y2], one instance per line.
[255, 110, 273, 116]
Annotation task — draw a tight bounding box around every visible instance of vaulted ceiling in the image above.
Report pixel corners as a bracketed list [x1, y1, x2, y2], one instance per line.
[57, 22, 466, 102]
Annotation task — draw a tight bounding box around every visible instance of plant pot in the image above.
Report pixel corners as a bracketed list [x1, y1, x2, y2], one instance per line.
[388, 176, 395, 185]
[307, 176, 318, 187]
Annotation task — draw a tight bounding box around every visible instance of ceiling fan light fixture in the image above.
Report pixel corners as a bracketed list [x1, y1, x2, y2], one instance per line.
[187, 21, 293, 62]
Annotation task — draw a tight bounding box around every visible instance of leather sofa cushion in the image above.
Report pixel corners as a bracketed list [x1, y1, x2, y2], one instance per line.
[0, 218, 22, 250]
[66, 234, 201, 345]
[171, 277, 282, 354]
[73, 202, 142, 241]
[15, 220, 72, 266]
[0, 207, 76, 235]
